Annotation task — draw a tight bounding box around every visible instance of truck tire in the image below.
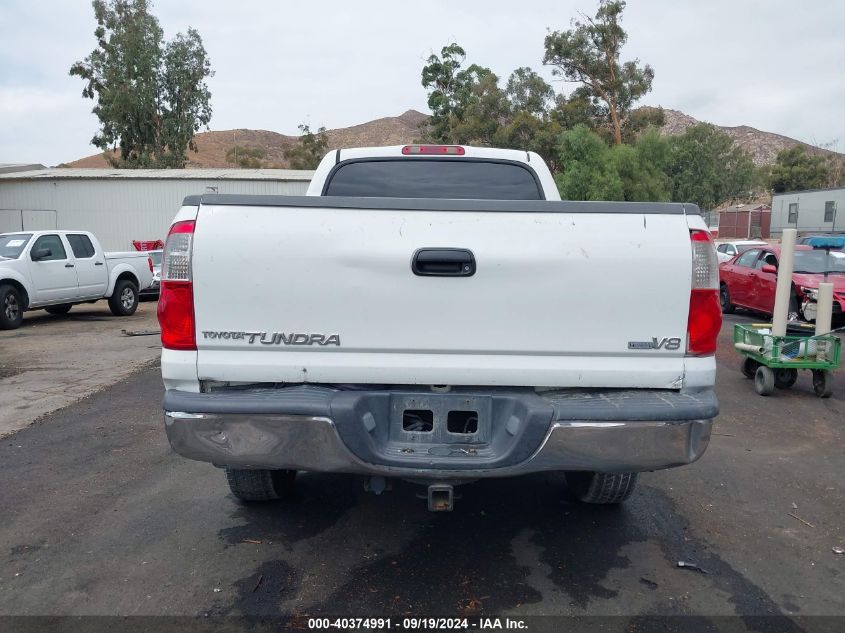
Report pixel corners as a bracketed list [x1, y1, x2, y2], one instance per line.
[720, 283, 735, 314]
[812, 370, 833, 398]
[45, 304, 72, 315]
[754, 366, 775, 396]
[0, 284, 23, 330]
[108, 279, 138, 316]
[565, 471, 638, 504]
[225, 468, 297, 502]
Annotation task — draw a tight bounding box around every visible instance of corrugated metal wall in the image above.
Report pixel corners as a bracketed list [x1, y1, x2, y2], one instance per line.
[0, 177, 310, 250]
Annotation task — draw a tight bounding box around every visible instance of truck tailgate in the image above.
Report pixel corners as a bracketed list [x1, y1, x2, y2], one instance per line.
[191, 200, 695, 388]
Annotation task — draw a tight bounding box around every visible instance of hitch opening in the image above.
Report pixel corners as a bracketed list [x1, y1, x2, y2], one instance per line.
[428, 484, 454, 511]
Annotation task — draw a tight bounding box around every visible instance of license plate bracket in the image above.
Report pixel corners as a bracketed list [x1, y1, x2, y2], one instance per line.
[389, 393, 492, 445]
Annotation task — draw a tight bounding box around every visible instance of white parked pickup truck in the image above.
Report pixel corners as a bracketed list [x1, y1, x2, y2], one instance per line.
[159, 145, 721, 511]
[0, 230, 154, 329]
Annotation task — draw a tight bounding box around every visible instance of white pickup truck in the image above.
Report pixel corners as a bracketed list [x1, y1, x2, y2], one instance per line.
[159, 145, 721, 511]
[0, 230, 154, 329]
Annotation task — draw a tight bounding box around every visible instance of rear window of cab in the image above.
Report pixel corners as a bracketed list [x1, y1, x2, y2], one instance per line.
[323, 159, 544, 200]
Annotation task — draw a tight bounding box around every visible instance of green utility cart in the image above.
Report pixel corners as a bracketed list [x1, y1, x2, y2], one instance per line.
[734, 323, 841, 397]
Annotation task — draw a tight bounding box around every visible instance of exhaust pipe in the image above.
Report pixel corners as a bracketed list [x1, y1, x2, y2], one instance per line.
[428, 484, 454, 511]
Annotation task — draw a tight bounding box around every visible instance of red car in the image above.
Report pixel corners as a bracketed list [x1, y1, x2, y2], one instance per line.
[719, 244, 845, 320]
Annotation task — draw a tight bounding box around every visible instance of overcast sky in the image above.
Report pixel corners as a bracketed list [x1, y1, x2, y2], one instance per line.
[1, 0, 843, 166]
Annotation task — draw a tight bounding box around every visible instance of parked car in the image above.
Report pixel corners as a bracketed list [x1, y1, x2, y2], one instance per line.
[158, 144, 721, 510]
[797, 234, 845, 249]
[719, 244, 845, 320]
[140, 249, 162, 298]
[0, 230, 154, 329]
[715, 240, 768, 263]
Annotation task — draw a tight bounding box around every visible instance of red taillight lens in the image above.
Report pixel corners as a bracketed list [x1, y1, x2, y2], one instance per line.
[158, 282, 195, 350]
[402, 145, 465, 155]
[158, 220, 196, 350]
[148, 257, 153, 273]
[687, 229, 721, 355]
[687, 288, 721, 355]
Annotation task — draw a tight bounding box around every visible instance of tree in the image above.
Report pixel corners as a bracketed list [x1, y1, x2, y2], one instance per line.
[420, 43, 507, 144]
[666, 123, 755, 210]
[420, 43, 470, 142]
[284, 124, 329, 170]
[70, 0, 213, 168]
[769, 145, 830, 193]
[620, 106, 665, 145]
[826, 155, 845, 188]
[505, 67, 554, 116]
[610, 128, 670, 201]
[495, 111, 564, 172]
[550, 93, 664, 146]
[159, 29, 214, 167]
[555, 125, 622, 200]
[554, 124, 669, 201]
[549, 89, 605, 132]
[451, 71, 511, 145]
[226, 146, 266, 169]
[543, 0, 654, 145]
[423, 45, 571, 155]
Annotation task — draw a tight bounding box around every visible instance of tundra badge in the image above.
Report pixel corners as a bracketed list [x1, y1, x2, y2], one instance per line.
[201, 331, 341, 346]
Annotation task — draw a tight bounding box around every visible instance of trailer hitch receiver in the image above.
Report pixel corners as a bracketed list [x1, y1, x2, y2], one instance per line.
[427, 484, 454, 511]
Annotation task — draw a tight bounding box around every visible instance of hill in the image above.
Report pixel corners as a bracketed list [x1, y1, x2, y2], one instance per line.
[659, 109, 832, 166]
[65, 108, 835, 169]
[66, 110, 429, 169]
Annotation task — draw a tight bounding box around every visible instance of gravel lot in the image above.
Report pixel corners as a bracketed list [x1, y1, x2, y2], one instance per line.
[0, 310, 842, 629]
[0, 300, 160, 437]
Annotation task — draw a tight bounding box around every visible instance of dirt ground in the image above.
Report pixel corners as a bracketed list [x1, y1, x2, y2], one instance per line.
[0, 299, 160, 436]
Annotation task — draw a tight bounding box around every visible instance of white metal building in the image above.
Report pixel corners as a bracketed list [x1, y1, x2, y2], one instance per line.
[0, 168, 313, 251]
[771, 186, 844, 236]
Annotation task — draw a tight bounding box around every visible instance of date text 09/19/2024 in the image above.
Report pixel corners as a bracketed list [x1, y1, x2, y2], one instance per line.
[307, 617, 528, 630]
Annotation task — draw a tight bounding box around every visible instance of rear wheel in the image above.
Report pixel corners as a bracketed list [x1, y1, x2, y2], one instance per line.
[108, 279, 138, 316]
[812, 370, 833, 398]
[754, 366, 775, 396]
[0, 284, 23, 330]
[774, 368, 798, 389]
[720, 283, 735, 314]
[566, 471, 638, 504]
[45, 304, 72, 315]
[741, 357, 759, 379]
[225, 468, 297, 502]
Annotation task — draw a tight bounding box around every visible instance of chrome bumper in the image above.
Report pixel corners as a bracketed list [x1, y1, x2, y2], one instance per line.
[164, 411, 712, 478]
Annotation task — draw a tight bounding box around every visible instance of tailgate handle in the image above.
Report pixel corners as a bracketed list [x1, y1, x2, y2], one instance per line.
[412, 248, 476, 277]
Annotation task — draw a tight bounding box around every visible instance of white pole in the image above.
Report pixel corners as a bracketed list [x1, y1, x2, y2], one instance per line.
[772, 228, 797, 336]
[815, 283, 834, 336]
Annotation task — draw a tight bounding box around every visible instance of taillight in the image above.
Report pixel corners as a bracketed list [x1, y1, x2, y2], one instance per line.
[401, 145, 465, 155]
[687, 230, 721, 355]
[158, 220, 196, 351]
[148, 257, 153, 274]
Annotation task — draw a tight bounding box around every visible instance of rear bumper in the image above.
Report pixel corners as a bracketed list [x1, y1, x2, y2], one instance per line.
[163, 386, 717, 478]
[140, 280, 160, 295]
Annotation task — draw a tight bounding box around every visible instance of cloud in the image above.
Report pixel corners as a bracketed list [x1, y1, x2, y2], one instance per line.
[1, 0, 844, 164]
[0, 87, 77, 118]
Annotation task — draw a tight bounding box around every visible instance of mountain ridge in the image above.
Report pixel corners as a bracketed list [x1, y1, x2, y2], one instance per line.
[64, 108, 836, 169]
